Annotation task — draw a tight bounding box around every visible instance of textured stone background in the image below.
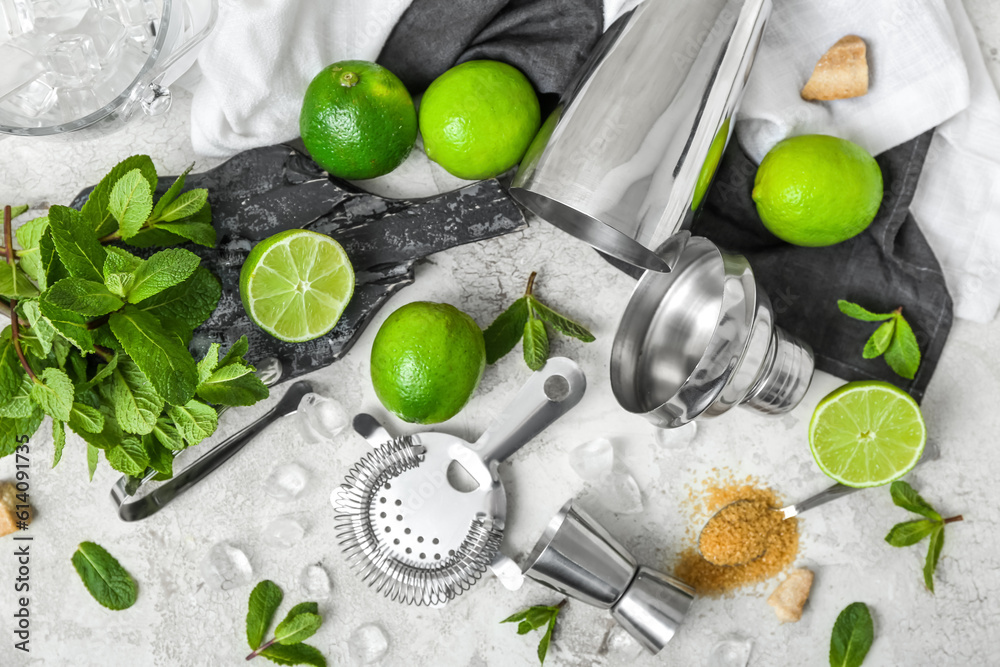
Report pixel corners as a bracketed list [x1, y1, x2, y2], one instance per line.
[1, 2, 999, 664]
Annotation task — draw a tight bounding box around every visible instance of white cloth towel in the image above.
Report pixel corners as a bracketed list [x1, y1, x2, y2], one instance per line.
[736, 0, 1000, 322]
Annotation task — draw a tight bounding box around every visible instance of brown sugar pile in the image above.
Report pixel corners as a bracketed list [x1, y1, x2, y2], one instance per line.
[673, 474, 798, 597]
[698, 498, 784, 566]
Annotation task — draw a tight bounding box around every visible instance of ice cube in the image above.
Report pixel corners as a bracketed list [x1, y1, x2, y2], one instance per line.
[594, 471, 643, 515]
[0, 44, 42, 98]
[569, 438, 614, 482]
[200, 543, 253, 591]
[73, 7, 124, 64]
[0, 76, 57, 117]
[299, 563, 332, 601]
[45, 33, 99, 85]
[262, 517, 305, 548]
[31, 0, 90, 32]
[0, 0, 35, 42]
[349, 623, 389, 665]
[57, 85, 99, 118]
[604, 625, 643, 659]
[111, 0, 155, 42]
[296, 392, 349, 444]
[93, 36, 143, 104]
[653, 421, 698, 450]
[707, 638, 753, 667]
[264, 463, 309, 502]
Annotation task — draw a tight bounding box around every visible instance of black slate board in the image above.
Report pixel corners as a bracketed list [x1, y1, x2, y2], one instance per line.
[72, 144, 526, 381]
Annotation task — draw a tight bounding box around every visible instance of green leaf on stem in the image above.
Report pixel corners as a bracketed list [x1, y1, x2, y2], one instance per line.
[862, 319, 895, 359]
[52, 419, 66, 467]
[167, 399, 218, 446]
[82, 154, 157, 237]
[109, 306, 198, 405]
[29, 367, 74, 421]
[247, 580, 284, 650]
[924, 525, 944, 593]
[108, 168, 154, 240]
[884, 519, 937, 547]
[135, 267, 221, 330]
[258, 643, 326, 667]
[837, 300, 894, 322]
[150, 164, 192, 221]
[126, 248, 200, 304]
[484, 297, 529, 364]
[47, 205, 107, 284]
[272, 612, 322, 646]
[529, 297, 596, 342]
[46, 277, 124, 317]
[889, 481, 941, 521]
[883, 314, 921, 380]
[109, 357, 164, 435]
[158, 188, 208, 222]
[523, 318, 549, 371]
[829, 602, 874, 667]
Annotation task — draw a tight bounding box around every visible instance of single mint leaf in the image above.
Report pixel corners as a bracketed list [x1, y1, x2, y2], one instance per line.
[862, 319, 894, 359]
[538, 615, 557, 665]
[158, 188, 208, 222]
[484, 297, 528, 364]
[122, 226, 187, 248]
[152, 416, 185, 451]
[530, 297, 596, 343]
[889, 481, 942, 521]
[167, 399, 218, 446]
[283, 601, 319, 619]
[82, 154, 157, 236]
[68, 402, 105, 434]
[79, 351, 119, 391]
[8, 204, 29, 219]
[109, 357, 164, 435]
[884, 314, 921, 380]
[45, 277, 124, 317]
[109, 306, 198, 405]
[143, 433, 173, 478]
[0, 375, 33, 418]
[523, 318, 549, 371]
[126, 248, 200, 304]
[74, 404, 125, 451]
[52, 419, 66, 468]
[517, 620, 533, 635]
[0, 328, 26, 404]
[14, 215, 49, 287]
[106, 437, 149, 476]
[108, 168, 153, 240]
[197, 343, 220, 384]
[151, 164, 192, 221]
[884, 519, 937, 547]
[501, 609, 531, 624]
[196, 362, 269, 407]
[837, 300, 894, 322]
[153, 221, 216, 247]
[135, 267, 221, 330]
[47, 205, 107, 284]
[70, 541, 138, 610]
[246, 580, 284, 650]
[218, 335, 250, 368]
[923, 525, 945, 593]
[0, 258, 39, 299]
[273, 611, 322, 646]
[0, 411, 44, 457]
[19, 300, 56, 356]
[829, 602, 874, 667]
[87, 444, 99, 481]
[29, 367, 74, 421]
[259, 642, 327, 667]
[38, 296, 94, 353]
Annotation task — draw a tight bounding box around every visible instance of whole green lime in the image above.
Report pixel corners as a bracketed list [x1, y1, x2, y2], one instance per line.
[300, 60, 417, 180]
[752, 135, 883, 247]
[418, 60, 541, 180]
[370, 302, 486, 424]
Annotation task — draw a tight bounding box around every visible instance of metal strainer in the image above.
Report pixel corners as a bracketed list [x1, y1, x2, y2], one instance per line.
[333, 358, 586, 606]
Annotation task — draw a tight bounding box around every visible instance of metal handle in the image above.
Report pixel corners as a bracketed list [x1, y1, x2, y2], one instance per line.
[111, 381, 312, 521]
[473, 357, 586, 467]
[782, 482, 859, 519]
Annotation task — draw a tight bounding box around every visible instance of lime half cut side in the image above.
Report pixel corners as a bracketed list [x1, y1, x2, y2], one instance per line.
[808, 380, 926, 488]
[239, 229, 355, 343]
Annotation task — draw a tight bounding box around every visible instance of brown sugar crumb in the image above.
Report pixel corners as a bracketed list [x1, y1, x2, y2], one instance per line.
[801, 35, 869, 101]
[767, 568, 815, 622]
[0, 481, 32, 538]
[672, 472, 798, 597]
[698, 498, 784, 566]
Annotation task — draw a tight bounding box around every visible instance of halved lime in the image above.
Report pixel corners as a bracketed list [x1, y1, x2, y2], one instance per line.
[808, 381, 926, 488]
[239, 229, 354, 343]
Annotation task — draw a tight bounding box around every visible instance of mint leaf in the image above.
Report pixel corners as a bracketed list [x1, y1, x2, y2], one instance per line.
[197, 362, 269, 407]
[0, 375, 33, 418]
[259, 643, 327, 667]
[924, 525, 944, 593]
[122, 227, 188, 248]
[889, 481, 941, 521]
[538, 615, 557, 665]
[502, 603, 562, 665]
[47, 205, 107, 284]
[19, 300, 56, 356]
[151, 164, 192, 221]
[68, 402, 105, 434]
[219, 335, 250, 368]
[108, 168, 154, 240]
[167, 399, 218, 446]
[70, 541, 138, 610]
[87, 444, 99, 481]
[8, 204, 29, 219]
[0, 328, 25, 404]
[273, 611, 322, 646]
[38, 297, 94, 353]
[14, 215, 49, 287]
[46, 278, 124, 317]
[127, 248, 200, 304]
[0, 411, 44, 457]
[103, 247, 142, 297]
[883, 314, 921, 380]
[109, 357, 164, 435]
[154, 221, 217, 247]
[82, 154, 157, 236]
[197, 343, 220, 383]
[106, 437, 149, 476]
[530, 297, 596, 343]
[143, 433, 173, 478]
[0, 258, 39, 299]
[158, 188, 208, 222]
[79, 351, 119, 391]
[134, 266, 220, 330]
[153, 416, 185, 451]
[523, 318, 549, 371]
[484, 297, 528, 364]
[247, 580, 283, 650]
[885, 519, 937, 547]
[109, 306, 198, 405]
[52, 419, 66, 467]
[862, 319, 894, 359]
[829, 602, 874, 667]
[283, 602, 319, 619]
[29, 367, 74, 421]
[73, 404, 124, 451]
[837, 300, 894, 322]
[501, 610, 531, 624]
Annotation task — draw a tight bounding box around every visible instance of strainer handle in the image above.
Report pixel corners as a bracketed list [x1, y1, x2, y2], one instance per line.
[474, 357, 586, 467]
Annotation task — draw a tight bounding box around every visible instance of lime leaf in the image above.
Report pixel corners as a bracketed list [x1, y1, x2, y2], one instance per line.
[109, 306, 198, 405]
[523, 318, 549, 371]
[273, 611, 322, 646]
[68, 402, 105, 434]
[883, 314, 921, 380]
[109, 357, 164, 435]
[47, 205, 107, 284]
[484, 297, 528, 364]
[70, 541, 138, 610]
[82, 154, 157, 236]
[52, 419, 65, 468]
[530, 297, 596, 343]
[87, 444, 99, 481]
[829, 602, 874, 667]
[126, 248, 200, 304]
[889, 481, 941, 521]
[108, 168, 154, 240]
[196, 362, 269, 407]
[158, 188, 208, 222]
[46, 277, 124, 317]
[247, 580, 283, 650]
[135, 267, 220, 330]
[259, 643, 327, 667]
[106, 437, 149, 476]
[167, 399, 218, 446]
[29, 367, 74, 421]
[151, 164, 192, 221]
[884, 519, 937, 547]
[862, 319, 894, 359]
[924, 525, 944, 593]
[837, 300, 894, 322]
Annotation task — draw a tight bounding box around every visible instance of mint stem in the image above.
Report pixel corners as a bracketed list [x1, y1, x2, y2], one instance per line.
[245, 638, 276, 661]
[525, 271, 537, 297]
[3, 205, 13, 266]
[943, 515, 964, 524]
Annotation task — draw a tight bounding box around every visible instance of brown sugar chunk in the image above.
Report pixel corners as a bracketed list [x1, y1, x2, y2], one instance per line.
[767, 568, 815, 622]
[801, 35, 869, 101]
[0, 481, 32, 538]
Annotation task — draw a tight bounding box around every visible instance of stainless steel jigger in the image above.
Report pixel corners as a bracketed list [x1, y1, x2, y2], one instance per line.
[610, 235, 814, 427]
[523, 501, 694, 654]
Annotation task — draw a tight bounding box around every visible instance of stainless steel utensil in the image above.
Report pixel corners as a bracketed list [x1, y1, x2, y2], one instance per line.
[510, 0, 771, 272]
[334, 358, 586, 606]
[611, 235, 814, 427]
[523, 500, 694, 654]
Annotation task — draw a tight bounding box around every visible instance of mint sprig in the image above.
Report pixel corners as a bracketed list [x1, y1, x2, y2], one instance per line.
[501, 600, 566, 665]
[837, 300, 921, 379]
[245, 580, 326, 666]
[829, 602, 874, 667]
[884, 480, 963, 593]
[484, 272, 595, 371]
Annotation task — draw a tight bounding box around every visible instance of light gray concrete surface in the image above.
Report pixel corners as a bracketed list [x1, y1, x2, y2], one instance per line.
[1, 2, 999, 665]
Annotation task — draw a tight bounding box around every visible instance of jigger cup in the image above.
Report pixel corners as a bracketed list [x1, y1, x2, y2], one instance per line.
[610, 234, 814, 428]
[523, 501, 694, 654]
